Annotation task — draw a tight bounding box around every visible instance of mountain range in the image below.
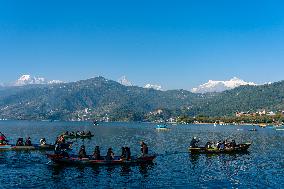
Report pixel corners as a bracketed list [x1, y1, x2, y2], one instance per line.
[191, 77, 257, 93]
[0, 75, 283, 121]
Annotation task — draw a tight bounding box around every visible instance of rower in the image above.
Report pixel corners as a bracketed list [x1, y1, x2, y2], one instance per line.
[190, 137, 199, 148]
[106, 148, 114, 160]
[120, 147, 126, 159]
[140, 141, 149, 157]
[40, 138, 47, 146]
[16, 138, 24, 146]
[25, 137, 32, 146]
[78, 145, 87, 158]
[125, 147, 131, 160]
[93, 146, 101, 160]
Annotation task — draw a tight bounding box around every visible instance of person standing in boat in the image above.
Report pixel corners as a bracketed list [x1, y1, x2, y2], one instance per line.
[78, 145, 87, 158]
[106, 148, 115, 160]
[140, 141, 149, 156]
[190, 137, 199, 148]
[125, 147, 131, 160]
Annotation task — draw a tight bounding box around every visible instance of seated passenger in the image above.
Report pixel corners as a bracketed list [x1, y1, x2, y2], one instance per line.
[40, 138, 47, 146]
[120, 147, 126, 159]
[0, 133, 7, 145]
[231, 140, 236, 148]
[190, 137, 199, 148]
[93, 146, 101, 160]
[25, 137, 32, 146]
[205, 142, 212, 149]
[78, 145, 87, 158]
[106, 148, 114, 160]
[86, 131, 92, 136]
[125, 147, 131, 160]
[16, 138, 24, 146]
[219, 142, 225, 150]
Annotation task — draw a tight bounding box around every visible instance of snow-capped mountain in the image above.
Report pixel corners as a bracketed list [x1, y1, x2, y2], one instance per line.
[13, 75, 63, 86]
[191, 77, 257, 93]
[144, 84, 163, 91]
[118, 76, 132, 86]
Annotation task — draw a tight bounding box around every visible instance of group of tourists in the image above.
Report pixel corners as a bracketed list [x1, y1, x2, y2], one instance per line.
[75, 141, 149, 160]
[190, 137, 238, 150]
[63, 131, 92, 137]
[0, 131, 51, 147]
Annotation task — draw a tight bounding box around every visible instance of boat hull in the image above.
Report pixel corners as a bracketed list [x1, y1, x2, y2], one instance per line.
[47, 154, 156, 166]
[189, 143, 252, 154]
[63, 134, 94, 139]
[0, 144, 55, 151]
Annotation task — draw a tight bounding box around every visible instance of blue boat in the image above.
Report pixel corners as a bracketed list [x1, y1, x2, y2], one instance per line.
[156, 124, 169, 130]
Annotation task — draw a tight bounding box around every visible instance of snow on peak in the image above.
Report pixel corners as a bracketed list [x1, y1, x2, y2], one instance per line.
[144, 84, 163, 91]
[191, 77, 257, 93]
[14, 75, 63, 86]
[118, 76, 132, 86]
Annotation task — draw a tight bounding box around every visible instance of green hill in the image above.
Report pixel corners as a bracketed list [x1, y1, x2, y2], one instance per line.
[0, 77, 283, 121]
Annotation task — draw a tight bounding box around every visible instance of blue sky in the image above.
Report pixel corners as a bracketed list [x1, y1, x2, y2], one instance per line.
[1, 0, 284, 89]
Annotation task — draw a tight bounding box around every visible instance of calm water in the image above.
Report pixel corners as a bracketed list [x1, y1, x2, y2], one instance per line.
[0, 121, 283, 189]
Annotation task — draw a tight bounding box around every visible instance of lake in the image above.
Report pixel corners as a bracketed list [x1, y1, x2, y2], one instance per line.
[0, 121, 283, 188]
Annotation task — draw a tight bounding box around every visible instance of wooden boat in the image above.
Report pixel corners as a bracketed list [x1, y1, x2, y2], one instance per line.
[47, 154, 156, 166]
[189, 143, 252, 154]
[63, 134, 94, 139]
[0, 144, 55, 151]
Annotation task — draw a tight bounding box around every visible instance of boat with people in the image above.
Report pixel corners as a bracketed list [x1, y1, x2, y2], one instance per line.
[189, 137, 252, 154]
[62, 131, 94, 139]
[47, 154, 156, 166]
[189, 142, 252, 154]
[0, 144, 55, 151]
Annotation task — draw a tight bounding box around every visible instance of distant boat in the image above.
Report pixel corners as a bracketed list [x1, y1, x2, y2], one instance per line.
[249, 128, 257, 131]
[156, 124, 169, 130]
[93, 120, 99, 126]
[258, 124, 267, 128]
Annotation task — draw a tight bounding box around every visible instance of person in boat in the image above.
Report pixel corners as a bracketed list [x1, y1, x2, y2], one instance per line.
[205, 141, 212, 149]
[0, 132, 8, 145]
[125, 147, 131, 160]
[16, 138, 24, 146]
[25, 137, 32, 146]
[93, 146, 101, 160]
[106, 148, 115, 160]
[219, 141, 225, 150]
[64, 131, 69, 136]
[78, 145, 87, 159]
[120, 147, 126, 159]
[57, 135, 65, 144]
[190, 137, 199, 148]
[40, 138, 47, 146]
[230, 140, 237, 148]
[86, 131, 92, 136]
[140, 141, 149, 156]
